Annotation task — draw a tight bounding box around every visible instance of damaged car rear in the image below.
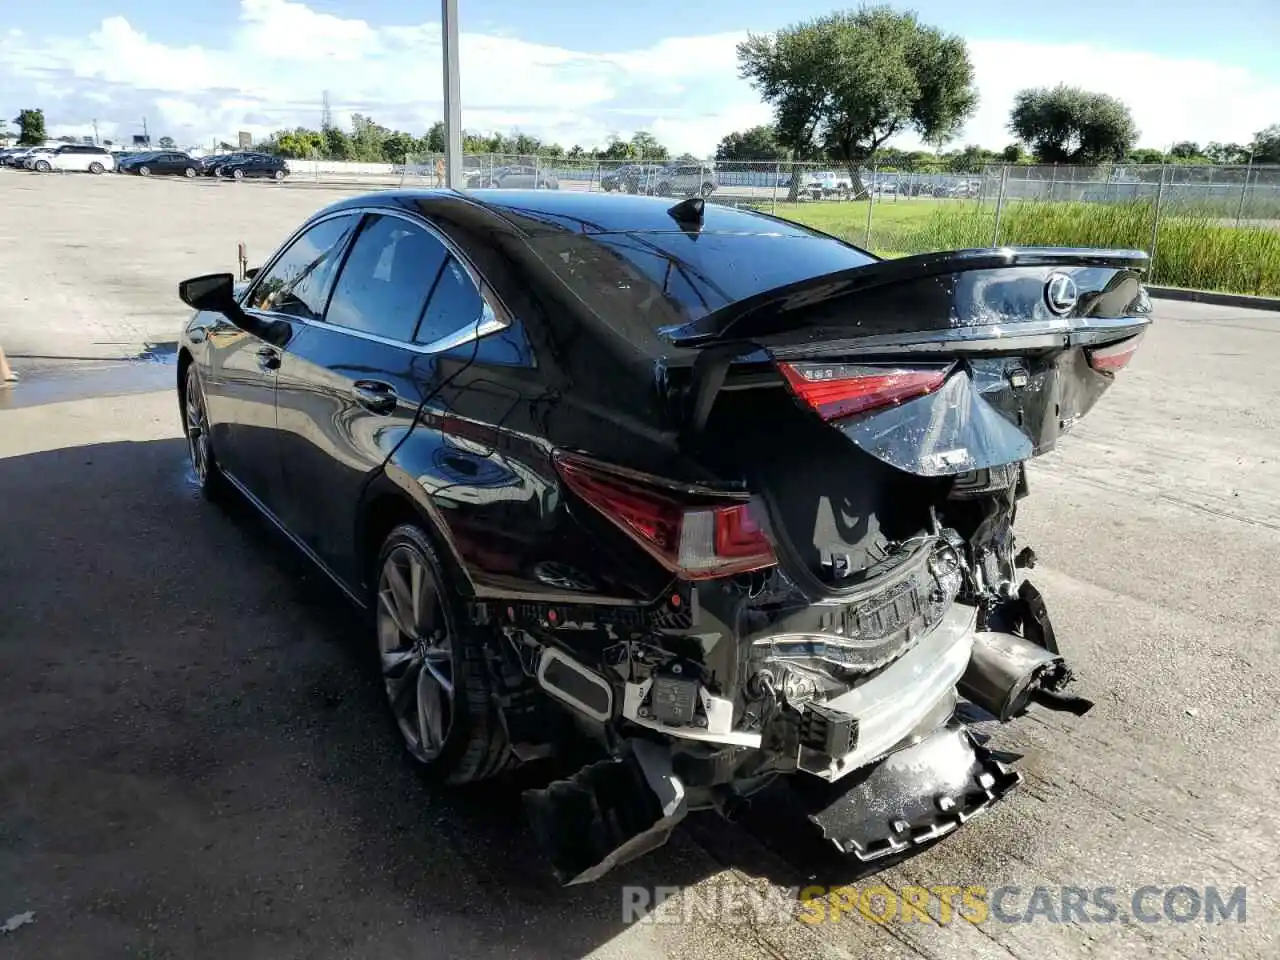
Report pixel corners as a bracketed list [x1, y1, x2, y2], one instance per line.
[176, 190, 1151, 886]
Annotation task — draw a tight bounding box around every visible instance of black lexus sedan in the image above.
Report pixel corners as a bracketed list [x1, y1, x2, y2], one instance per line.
[176, 189, 1148, 884]
[121, 151, 200, 177]
[218, 154, 289, 180]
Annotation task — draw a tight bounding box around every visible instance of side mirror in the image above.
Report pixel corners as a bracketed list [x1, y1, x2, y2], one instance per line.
[179, 272, 238, 312]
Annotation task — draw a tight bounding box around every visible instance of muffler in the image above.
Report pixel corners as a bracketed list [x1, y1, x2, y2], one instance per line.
[959, 631, 1093, 721]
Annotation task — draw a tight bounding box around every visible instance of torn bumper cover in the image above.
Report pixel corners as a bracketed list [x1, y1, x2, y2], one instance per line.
[797, 723, 1020, 860]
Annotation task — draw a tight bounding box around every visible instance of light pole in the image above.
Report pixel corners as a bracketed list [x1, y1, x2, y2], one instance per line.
[442, 0, 462, 188]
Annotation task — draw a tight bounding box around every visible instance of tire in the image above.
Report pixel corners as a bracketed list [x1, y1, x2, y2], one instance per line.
[700, 182, 715, 198]
[34, 160, 50, 173]
[138, 165, 151, 177]
[88, 162, 104, 175]
[183, 364, 224, 496]
[273, 169, 285, 181]
[184, 166, 196, 178]
[212, 166, 223, 178]
[373, 523, 513, 784]
[232, 168, 244, 181]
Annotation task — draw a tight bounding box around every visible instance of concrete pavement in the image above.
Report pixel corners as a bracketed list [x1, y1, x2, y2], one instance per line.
[1, 172, 1278, 959]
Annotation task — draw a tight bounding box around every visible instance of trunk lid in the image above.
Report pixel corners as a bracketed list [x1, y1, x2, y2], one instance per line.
[668, 247, 1152, 478]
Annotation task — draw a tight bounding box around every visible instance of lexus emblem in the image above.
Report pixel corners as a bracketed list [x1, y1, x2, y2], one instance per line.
[1044, 273, 1079, 316]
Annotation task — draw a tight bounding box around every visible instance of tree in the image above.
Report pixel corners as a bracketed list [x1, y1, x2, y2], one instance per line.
[600, 135, 635, 160]
[1008, 85, 1138, 163]
[1000, 143, 1025, 163]
[1168, 141, 1201, 160]
[629, 131, 668, 161]
[381, 130, 415, 163]
[1253, 124, 1280, 164]
[715, 125, 788, 162]
[946, 143, 995, 172]
[738, 7, 977, 198]
[14, 109, 47, 145]
[1128, 148, 1166, 165]
[324, 126, 353, 160]
[1204, 141, 1250, 165]
[350, 113, 390, 161]
[423, 120, 446, 154]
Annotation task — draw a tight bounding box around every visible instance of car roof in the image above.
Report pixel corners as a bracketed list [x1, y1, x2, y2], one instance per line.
[317, 189, 831, 239]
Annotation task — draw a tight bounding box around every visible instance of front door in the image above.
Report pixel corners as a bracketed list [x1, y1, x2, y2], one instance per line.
[203, 213, 359, 510]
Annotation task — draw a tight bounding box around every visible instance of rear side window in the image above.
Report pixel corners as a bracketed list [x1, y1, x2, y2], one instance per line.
[415, 257, 484, 346]
[247, 214, 358, 321]
[324, 214, 446, 341]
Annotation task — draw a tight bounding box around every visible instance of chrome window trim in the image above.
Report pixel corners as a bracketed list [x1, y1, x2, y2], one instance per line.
[240, 205, 512, 355]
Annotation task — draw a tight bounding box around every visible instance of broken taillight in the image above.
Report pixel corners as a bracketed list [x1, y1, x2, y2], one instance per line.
[1085, 333, 1144, 373]
[778, 362, 951, 421]
[553, 455, 776, 579]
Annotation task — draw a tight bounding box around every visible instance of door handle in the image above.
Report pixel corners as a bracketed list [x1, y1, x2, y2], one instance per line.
[353, 380, 398, 415]
[256, 346, 281, 371]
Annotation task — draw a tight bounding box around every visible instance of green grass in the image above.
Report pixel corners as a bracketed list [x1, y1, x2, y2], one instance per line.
[771, 198, 1280, 297]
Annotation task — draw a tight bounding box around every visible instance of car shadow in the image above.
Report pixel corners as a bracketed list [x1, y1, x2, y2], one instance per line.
[0, 436, 949, 959]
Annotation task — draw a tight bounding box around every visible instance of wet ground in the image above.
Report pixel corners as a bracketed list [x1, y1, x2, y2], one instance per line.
[1, 172, 1278, 959]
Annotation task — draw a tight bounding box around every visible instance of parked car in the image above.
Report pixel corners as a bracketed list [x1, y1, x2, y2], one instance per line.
[602, 163, 665, 194]
[15, 145, 63, 169]
[200, 153, 264, 176]
[803, 171, 853, 199]
[0, 146, 42, 167]
[218, 154, 290, 181]
[24, 143, 115, 174]
[121, 151, 200, 177]
[647, 162, 717, 198]
[175, 188, 1150, 886]
[465, 164, 557, 190]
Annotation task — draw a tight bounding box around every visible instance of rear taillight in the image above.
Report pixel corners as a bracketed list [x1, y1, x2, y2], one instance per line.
[1086, 333, 1144, 373]
[778, 362, 951, 421]
[553, 455, 776, 580]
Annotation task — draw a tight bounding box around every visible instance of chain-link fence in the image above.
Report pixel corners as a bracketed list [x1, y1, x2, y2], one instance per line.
[392, 154, 1280, 294]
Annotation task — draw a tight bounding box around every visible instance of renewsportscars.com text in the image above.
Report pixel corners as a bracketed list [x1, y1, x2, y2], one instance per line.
[620, 883, 1247, 926]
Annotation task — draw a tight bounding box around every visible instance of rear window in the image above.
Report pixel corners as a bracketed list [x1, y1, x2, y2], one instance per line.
[535, 230, 875, 327]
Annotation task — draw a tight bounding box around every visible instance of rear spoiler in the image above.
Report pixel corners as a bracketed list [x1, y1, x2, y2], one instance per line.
[662, 247, 1150, 349]
[670, 247, 1152, 439]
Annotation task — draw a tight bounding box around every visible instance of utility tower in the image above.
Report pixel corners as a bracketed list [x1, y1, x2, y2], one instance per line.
[321, 90, 333, 131]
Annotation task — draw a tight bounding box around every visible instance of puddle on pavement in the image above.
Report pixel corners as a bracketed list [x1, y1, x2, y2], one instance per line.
[0, 355, 176, 410]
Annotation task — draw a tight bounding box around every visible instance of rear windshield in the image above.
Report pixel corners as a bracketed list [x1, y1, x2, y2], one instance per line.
[533, 230, 875, 327]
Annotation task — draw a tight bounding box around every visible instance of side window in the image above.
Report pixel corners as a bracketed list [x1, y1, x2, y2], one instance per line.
[415, 256, 485, 346]
[247, 214, 357, 320]
[324, 215, 446, 341]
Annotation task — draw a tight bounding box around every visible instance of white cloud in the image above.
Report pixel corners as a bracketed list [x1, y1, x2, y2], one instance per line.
[2, 0, 1276, 156]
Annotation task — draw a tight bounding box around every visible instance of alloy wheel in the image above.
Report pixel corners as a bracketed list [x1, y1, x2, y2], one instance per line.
[376, 544, 455, 763]
[185, 371, 210, 484]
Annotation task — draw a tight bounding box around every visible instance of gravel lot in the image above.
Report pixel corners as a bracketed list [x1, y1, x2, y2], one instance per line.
[1, 171, 1278, 959]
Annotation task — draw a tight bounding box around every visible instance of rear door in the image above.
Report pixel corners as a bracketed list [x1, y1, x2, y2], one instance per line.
[58, 146, 85, 172]
[274, 211, 453, 585]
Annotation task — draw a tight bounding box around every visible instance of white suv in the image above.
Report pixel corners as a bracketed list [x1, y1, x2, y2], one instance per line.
[27, 144, 116, 174]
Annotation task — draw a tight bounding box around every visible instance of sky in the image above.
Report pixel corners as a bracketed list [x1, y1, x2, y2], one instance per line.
[2, 0, 1278, 156]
